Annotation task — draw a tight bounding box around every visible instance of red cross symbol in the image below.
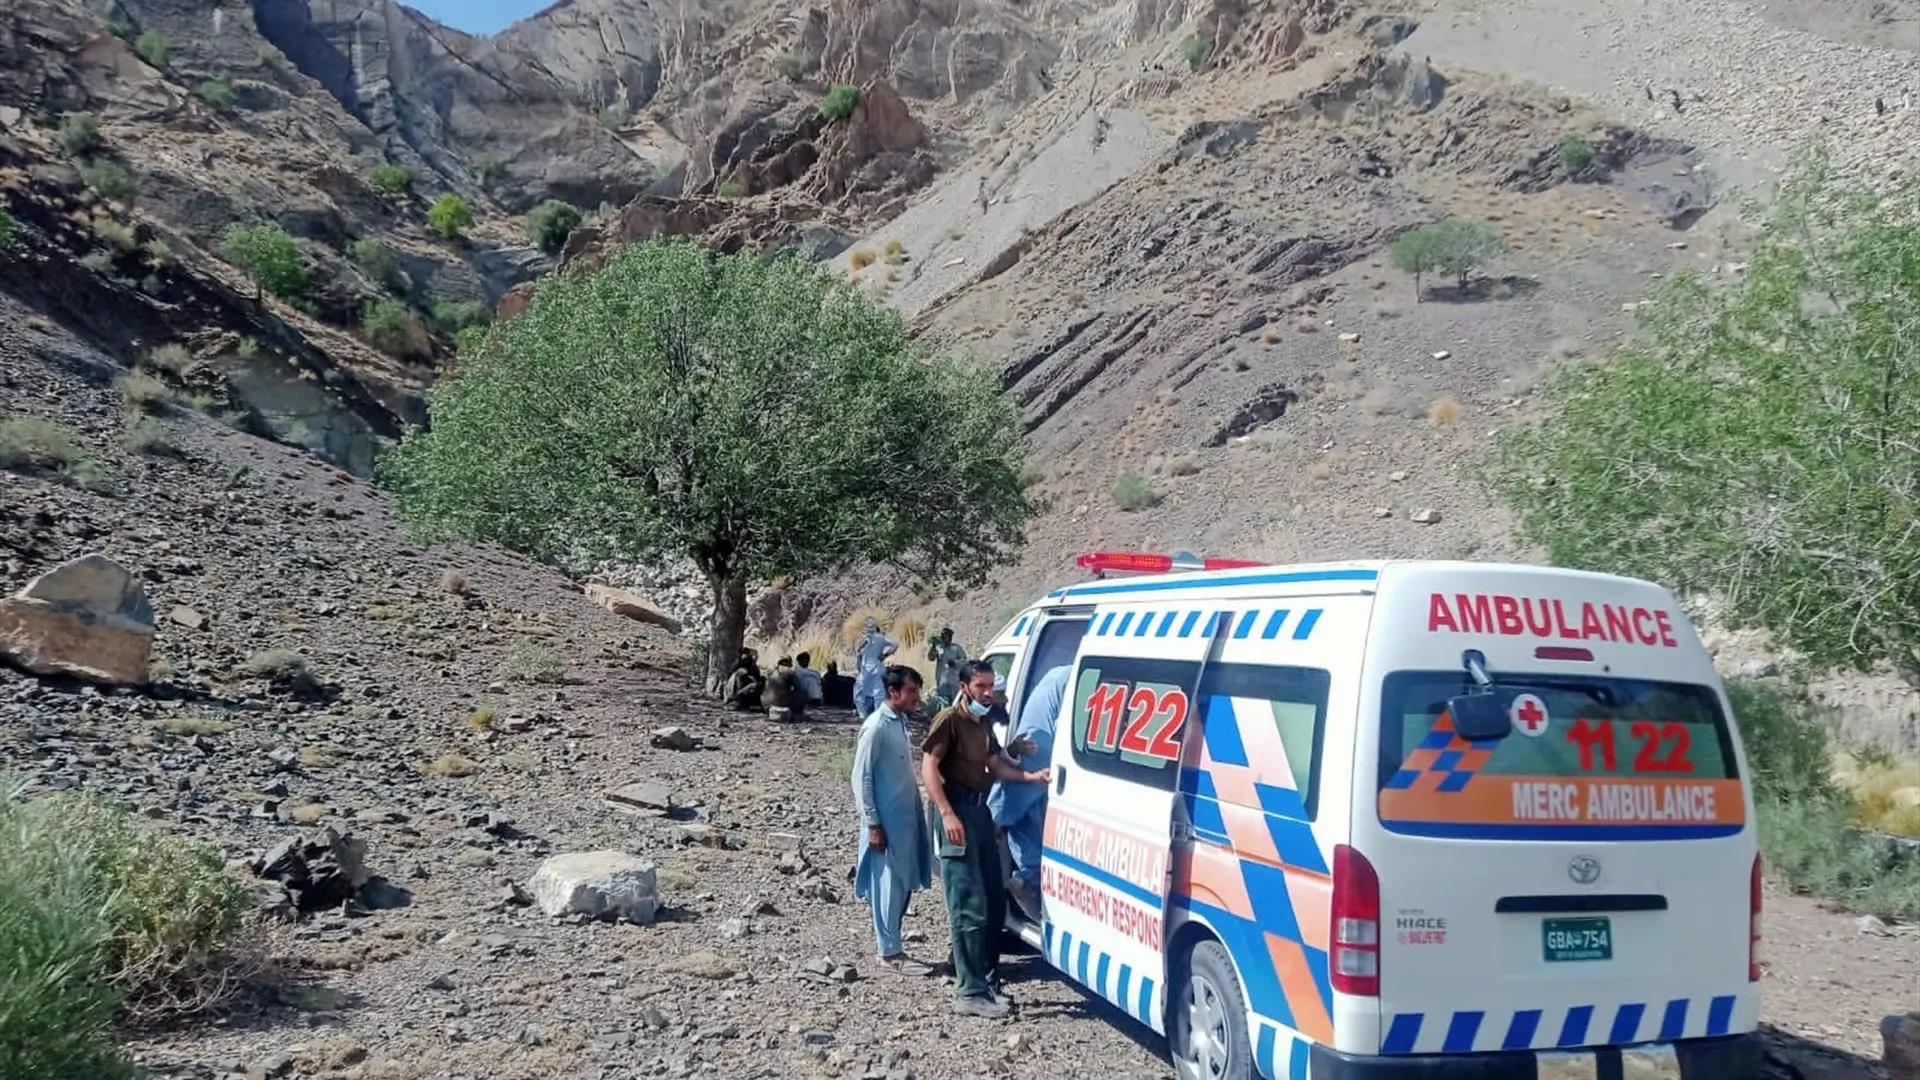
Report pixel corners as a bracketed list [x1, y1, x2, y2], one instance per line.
[1513, 695, 1548, 736]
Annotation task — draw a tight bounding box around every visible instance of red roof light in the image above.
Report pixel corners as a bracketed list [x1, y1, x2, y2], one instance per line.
[1076, 551, 1266, 577]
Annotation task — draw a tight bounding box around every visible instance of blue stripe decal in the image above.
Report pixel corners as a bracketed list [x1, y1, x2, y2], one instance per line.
[1056, 928, 1071, 967]
[1609, 1003, 1645, 1045]
[1182, 794, 1231, 845]
[1155, 611, 1178, 637]
[1288, 1036, 1308, 1080]
[1706, 995, 1735, 1037]
[1076, 940, 1091, 985]
[1200, 696, 1251, 766]
[1058, 568, 1379, 598]
[1095, 952, 1111, 997]
[1013, 616, 1030, 636]
[1382, 1013, 1422, 1054]
[1659, 998, 1688, 1041]
[1558, 1004, 1594, 1047]
[1261, 608, 1291, 639]
[1502, 1009, 1542, 1050]
[1179, 611, 1202, 638]
[1114, 612, 1135, 636]
[1233, 610, 1259, 639]
[1435, 770, 1475, 793]
[1135, 611, 1155, 637]
[1042, 846, 1164, 908]
[1385, 769, 1420, 790]
[1443, 1011, 1484, 1054]
[1381, 821, 1744, 841]
[1117, 965, 1133, 1015]
[1096, 612, 1115, 636]
[1292, 608, 1323, 640]
[1418, 727, 1455, 750]
[1252, 781, 1308, 821]
[1255, 1025, 1276, 1077]
[1137, 976, 1155, 1025]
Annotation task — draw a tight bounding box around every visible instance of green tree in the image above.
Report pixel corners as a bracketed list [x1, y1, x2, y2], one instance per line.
[380, 239, 1041, 692]
[428, 194, 474, 239]
[432, 298, 490, 332]
[362, 298, 417, 355]
[524, 199, 583, 255]
[820, 84, 860, 122]
[134, 30, 170, 69]
[1484, 144, 1920, 687]
[221, 223, 305, 300]
[1389, 218, 1507, 299]
[368, 163, 412, 194]
[196, 74, 237, 111]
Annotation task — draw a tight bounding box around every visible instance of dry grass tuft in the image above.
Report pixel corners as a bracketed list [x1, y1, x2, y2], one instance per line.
[850, 249, 877, 271]
[894, 617, 928, 650]
[422, 753, 479, 778]
[117, 369, 174, 413]
[465, 706, 495, 730]
[1306, 461, 1333, 484]
[838, 606, 893, 651]
[1429, 396, 1463, 426]
[438, 568, 471, 596]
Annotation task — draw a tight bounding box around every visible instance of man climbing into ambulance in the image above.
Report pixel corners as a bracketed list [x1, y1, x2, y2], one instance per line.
[988, 662, 1071, 920]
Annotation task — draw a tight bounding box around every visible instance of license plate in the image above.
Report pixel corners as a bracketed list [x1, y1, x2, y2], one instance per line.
[1543, 916, 1612, 962]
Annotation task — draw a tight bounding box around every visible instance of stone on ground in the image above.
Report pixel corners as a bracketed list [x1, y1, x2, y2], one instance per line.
[0, 552, 155, 685]
[584, 584, 684, 634]
[528, 851, 659, 924]
[651, 725, 700, 751]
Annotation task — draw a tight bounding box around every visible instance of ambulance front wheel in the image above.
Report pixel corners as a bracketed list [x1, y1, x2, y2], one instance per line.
[1170, 939, 1253, 1080]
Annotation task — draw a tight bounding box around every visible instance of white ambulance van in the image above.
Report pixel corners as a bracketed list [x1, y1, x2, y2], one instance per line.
[978, 552, 1762, 1080]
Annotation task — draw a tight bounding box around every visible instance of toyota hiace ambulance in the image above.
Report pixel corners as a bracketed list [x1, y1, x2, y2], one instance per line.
[979, 553, 1761, 1080]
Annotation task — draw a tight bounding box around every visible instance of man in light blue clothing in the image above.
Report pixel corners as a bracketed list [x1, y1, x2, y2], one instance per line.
[853, 618, 898, 718]
[988, 663, 1070, 920]
[851, 665, 935, 975]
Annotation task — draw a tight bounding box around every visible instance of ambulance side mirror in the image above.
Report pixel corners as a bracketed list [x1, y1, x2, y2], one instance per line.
[1447, 691, 1515, 742]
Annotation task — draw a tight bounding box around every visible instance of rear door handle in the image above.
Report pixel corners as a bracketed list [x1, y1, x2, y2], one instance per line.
[1054, 765, 1067, 796]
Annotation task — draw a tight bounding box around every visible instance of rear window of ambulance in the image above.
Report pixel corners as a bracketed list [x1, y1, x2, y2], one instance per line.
[1376, 672, 1745, 839]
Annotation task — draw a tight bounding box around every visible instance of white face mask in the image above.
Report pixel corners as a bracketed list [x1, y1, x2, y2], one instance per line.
[967, 698, 991, 717]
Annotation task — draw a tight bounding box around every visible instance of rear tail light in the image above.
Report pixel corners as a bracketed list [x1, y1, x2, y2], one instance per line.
[1534, 645, 1595, 662]
[1749, 853, 1763, 982]
[1331, 844, 1381, 997]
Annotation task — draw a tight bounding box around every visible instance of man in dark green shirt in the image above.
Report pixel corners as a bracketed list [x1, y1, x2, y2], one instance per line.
[920, 660, 1048, 1017]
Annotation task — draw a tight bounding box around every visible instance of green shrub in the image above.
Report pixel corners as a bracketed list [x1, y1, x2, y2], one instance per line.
[361, 298, 415, 353]
[1182, 35, 1213, 71]
[428, 193, 473, 239]
[0, 415, 87, 472]
[79, 162, 137, 204]
[221, 224, 305, 299]
[0, 209, 18, 249]
[501, 643, 566, 684]
[134, 30, 170, 68]
[79, 249, 114, 274]
[116, 370, 175, 413]
[820, 84, 860, 122]
[120, 414, 182, 457]
[597, 104, 628, 130]
[716, 180, 747, 199]
[0, 783, 140, 1080]
[1111, 472, 1160, 510]
[196, 74, 237, 111]
[432, 298, 489, 333]
[773, 53, 812, 81]
[367, 163, 412, 195]
[524, 199, 583, 254]
[56, 112, 102, 156]
[1725, 679, 1836, 804]
[454, 324, 489, 357]
[147, 343, 192, 372]
[348, 236, 403, 291]
[142, 238, 171, 266]
[1556, 135, 1595, 174]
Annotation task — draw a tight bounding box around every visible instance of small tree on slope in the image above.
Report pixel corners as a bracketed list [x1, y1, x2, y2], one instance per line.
[380, 239, 1041, 693]
[1484, 142, 1920, 688]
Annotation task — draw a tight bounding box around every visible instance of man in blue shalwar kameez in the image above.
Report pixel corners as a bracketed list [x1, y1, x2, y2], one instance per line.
[851, 665, 935, 975]
[988, 663, 1070, 920]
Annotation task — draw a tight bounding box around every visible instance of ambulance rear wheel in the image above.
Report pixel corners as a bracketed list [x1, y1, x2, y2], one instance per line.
[1170, 939, 1252, 1080]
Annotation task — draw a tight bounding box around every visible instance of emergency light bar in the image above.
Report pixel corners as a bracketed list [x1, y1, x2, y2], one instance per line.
[1076, 551, 1266, 578]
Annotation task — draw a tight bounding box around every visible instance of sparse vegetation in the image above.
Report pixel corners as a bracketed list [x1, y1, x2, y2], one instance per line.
[432, 298, 489, 333]
[774, 54, 812, 81]
[1389, 219, 1508, 298]
[716, 180, 747, 199]
[347, 237, 404, 291]
[439, 568, 472, 595]
[361, 298, 417, 355]
[235, 337, 259, 360]
[820, 84, 861, 122]
[147, 343, 192, 372]
[134, 30, 171, 69]
[597, 103, 629, 130]
[0, 415, 99, 491]
[428, 193, 474, 239]
[79, 163, 137, 204]
[1111, 472, 1160, 510]
[80, 249, 115, 274]
[524, 199, 583, 254]
[196, 74, 237, 111]
[367, 163, 412, 195]
[142, 238, 171, 266]
[89, 213, 136, 249]
[0, 208, 18, 249]
[56, 112, 103, 156]
[1428, 395, 1462, 425]
[1556, 135, 1595, 174]
[222, 223, 305, 299]
[455, 324, 489, 357]
[1486, 145, 1920, 689]
[241, 649, 309, 681]
[116, 370, 175, 413]
[500, 643, 566, 684]
[1182, 35, 1213, 72]
[850, 248, 877, 271]
[423, 753, 480, 778]
[120, 414, 182, 457]
[383, 238, 1040, 694]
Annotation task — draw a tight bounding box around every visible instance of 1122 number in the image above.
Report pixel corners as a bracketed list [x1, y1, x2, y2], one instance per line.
[1565, 717, 1694, 773]
[1083, 683, 1189, 761]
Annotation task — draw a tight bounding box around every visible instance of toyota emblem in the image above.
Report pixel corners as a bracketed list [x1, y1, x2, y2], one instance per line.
[1568, 855, 1602, 885]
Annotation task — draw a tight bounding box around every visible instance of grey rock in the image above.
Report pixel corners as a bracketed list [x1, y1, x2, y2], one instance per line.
[527, 851, 659, 924]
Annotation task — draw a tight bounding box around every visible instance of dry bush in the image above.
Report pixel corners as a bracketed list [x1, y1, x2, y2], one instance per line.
[894, 617, 928, 650]
[1306, 461, 1333, 483]
[116, 370, 174, 413]
[500, 642, 565, 683]
[147, 343, 192, 372]
[1168, 457, 1202, 477]
[438, 568, 471, 596]
[837, 606, 893, 652]
[119, 415, 182, 457]
[465, 706, 495, 730]
[849, 249, 877, 271]
[423, 753, 479, 778]
[1260, 328, 1280, 344]
[1429, 396, 1463, 425]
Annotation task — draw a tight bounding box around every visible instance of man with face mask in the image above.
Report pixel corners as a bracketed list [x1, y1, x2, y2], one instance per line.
[853, 617, 898, 718]
[920, 660, 1048, 1018]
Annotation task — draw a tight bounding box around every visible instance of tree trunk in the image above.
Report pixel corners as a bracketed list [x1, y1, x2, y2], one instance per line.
[705, 574, 749, 696]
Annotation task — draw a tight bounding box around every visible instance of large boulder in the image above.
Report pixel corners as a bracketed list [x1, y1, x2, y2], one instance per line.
[0, 553, 155, 685]
[584, 584, 683, 634]
[528, 851, 659, 924]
